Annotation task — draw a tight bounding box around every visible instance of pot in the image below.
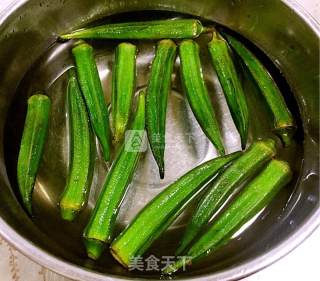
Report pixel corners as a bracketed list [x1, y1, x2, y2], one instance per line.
[0, 0, 319, 280]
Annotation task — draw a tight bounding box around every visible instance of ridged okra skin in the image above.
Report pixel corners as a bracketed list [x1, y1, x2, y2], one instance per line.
[110, 151, 241, 268]
[179, 39, 225, 155]
[165, 159, 292, 274]
[112, 42, 137, 144]
[17, 93, 51, 214]
[72, 41, 111, 161]
[61, 19, 206, 40]
[146, 39, 177, 179]
[83, 91, 146, 260]
[222, 33, 296, 146]
[177, 139, 276, 255]
[59, 69, 94, 221]
[208, 31, 249, 149]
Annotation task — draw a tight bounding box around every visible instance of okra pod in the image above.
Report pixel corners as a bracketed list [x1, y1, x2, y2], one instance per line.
[222, 33, 295, 146]
[146, 39, 177, 179]
[83, 91, 146, 260]
[179, 40, 225, 155]
[208, 31, 249, 149]
[110, 151, 241, 268]
[59, 69, 93, 221]
[112, 42, 137, 144]
[61, 19, 206, 40]
[17, 93, 51, 214]
[177, 139, 276, 255]
[164, 159, 292, 274]
[72, 41, 111, 161]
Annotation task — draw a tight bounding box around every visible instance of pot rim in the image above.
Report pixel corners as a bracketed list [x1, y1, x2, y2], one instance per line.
[0, 0, 319, 280]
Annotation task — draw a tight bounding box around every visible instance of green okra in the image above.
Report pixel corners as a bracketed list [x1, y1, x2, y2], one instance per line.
[72, 41, 111, 161]
[208, 31, 249, 149]
[17, 93, 51, 214]
[59, 69, 93, 221]
[60, 19, 207, 40]
[176, 139, 276, 255]
[179, 40, 225, 155]
[164, 159, 292, 274]
[222, 33, 296, 146]
[110, 151, 242, 268]
[146, 39, 177, 179]
[112, 42, 137, 144]
[83, 91, 146, 260]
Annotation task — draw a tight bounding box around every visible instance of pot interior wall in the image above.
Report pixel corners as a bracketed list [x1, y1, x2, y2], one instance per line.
[0, 0, 318, 280]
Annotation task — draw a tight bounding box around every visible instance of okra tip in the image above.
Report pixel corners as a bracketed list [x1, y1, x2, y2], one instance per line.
[273, 159, 292, 175]
[175, 237, 190, 256]
[240, 136, 248, 150]
[112, 128, 125, 146]
[84, 238, 106, 260]
[98, 131, 111, 162]
[162, 258, 190, 275]
[275, 126, 296, 147]
[101, 144, 111, 162]
[137, 89, 146, 101]
[208, 29, 221, 41]
[59, 33, 71, 41]
[208, 30, 229, 47]
[28, 93, 50, 104]
[258, 138, 277, 155]
[159, 165, 165, 180]
[192, 19, 207, 37]
[67, 67, 77, 78]
[180, 39, 197, 46]
[118, 42, 137, 51]
[60, 28, 85, 40]
[217, 145, 226, 156]
[60, 207, 78, 222]
[24, 200, 33, 216]
[71, 40, 92, 53]
[158, 39, 176, 47]
[110, 247, 129, 268]
[203, 26, 215, 34]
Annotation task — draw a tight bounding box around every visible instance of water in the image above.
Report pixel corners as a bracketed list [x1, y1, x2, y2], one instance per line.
[3, 10, 304, 278]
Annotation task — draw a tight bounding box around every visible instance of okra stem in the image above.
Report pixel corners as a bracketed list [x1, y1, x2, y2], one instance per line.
[17, 93, 51, 214]
[179, 40, 225, 155]
[222, 33, 296, 146]
[208, 31, 249, 149]
[60, 19, 205, 40]
[164, 159, 292, 274]
[176, 139, 276, 255]
[146, 39, 177, 179]
[59, 69, 93, 221]
[83, 91, 146, 260]
[112, 42, 137, 144]
[72, 41, 111, 161]
[110, 151, 241, 268]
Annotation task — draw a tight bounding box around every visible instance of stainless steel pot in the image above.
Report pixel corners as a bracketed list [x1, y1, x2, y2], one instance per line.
[0, 0, 319, 280]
